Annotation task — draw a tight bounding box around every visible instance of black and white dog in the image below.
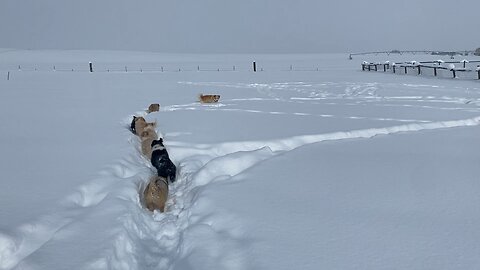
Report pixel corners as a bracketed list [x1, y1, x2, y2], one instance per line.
[150, 138, 177, 183]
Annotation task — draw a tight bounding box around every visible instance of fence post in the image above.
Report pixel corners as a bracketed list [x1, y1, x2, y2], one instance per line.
[253, 61, 257, 72]
[393, 65, 396, 73]
[383, 64, 386, 72]
[89, 62, 93, 72]
[7, 71, 10, 80]
[417, 66, 421, 75]
[434, 67, 437, 76]
[404, 66, 407, 74]
[452, 69, 456, 78]
[374, 64, 378, 71]
[362, 64, 365, 71]
[368, 65, 371, 71]
[478, 69, 480, 80]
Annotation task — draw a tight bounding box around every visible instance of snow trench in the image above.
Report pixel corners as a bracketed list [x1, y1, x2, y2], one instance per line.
[1, 113, 479, 270]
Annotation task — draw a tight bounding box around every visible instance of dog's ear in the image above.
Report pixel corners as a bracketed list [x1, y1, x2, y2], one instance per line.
[159, 138, 163, 144]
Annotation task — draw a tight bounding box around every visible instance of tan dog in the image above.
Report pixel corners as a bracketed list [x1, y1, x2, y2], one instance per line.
[140, 125, 158, 159]
[144, 175, 169, 212]
[147, 103, 160, 113]
[199, 94, 220, 103]
[134, 117, 157, 136]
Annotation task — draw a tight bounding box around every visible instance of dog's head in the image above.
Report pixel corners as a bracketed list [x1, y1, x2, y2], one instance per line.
[213, 95, 220, 102]
[151, 138, 164, 148]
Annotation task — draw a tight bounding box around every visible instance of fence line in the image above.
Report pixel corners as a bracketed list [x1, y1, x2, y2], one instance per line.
[362, 60, 480, 80]
[1, 62, 333, 78]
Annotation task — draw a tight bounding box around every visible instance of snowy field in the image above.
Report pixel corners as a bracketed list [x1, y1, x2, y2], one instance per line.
[0, 49, 480, 270]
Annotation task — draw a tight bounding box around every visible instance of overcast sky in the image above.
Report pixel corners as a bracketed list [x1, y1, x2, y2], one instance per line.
[0, 0, 478, 53]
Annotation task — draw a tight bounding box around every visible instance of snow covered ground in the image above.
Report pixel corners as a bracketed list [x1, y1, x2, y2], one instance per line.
[0, 50, 480, 270]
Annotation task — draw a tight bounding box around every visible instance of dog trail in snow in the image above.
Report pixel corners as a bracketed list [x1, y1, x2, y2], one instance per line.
[2, 114, 480, 269]
[2, 79, 480, 269]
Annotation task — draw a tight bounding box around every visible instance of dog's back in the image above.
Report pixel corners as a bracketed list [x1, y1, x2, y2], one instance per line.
[151, 140, 177, 183]
[144, 176, 168, 212]
[140, 126, 158, 159]
[199, 94, 220, 103]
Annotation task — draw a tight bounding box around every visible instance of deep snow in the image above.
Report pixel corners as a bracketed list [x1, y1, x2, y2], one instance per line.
[0, 50, 479, 270]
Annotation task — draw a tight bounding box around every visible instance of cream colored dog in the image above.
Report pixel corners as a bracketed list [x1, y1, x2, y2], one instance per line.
[140, 125, 158, 159]
[134, 116, 156, 136]
[144, 175, 169, 212]
[147, 103, 160, 113]
[199, 94, 220, 103]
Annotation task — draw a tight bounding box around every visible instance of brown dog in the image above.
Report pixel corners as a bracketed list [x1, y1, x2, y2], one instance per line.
[144, 175, 169, 212]
[134, 117, 156, 136]
[147, 103, 160, 113]
[140, 125, 158, 159]
[199, 94, 220, 103]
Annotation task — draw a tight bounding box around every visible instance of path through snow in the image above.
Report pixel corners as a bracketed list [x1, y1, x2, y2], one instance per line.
[2, 107, 479, 269]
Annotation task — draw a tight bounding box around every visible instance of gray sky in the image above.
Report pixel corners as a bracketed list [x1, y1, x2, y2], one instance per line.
[0, 0, 478, 53]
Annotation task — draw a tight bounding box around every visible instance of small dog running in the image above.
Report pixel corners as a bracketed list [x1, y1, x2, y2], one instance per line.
[147, 103, 160, 113]
[151, 138, 177, 183]
[199, 94, 220, 103]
